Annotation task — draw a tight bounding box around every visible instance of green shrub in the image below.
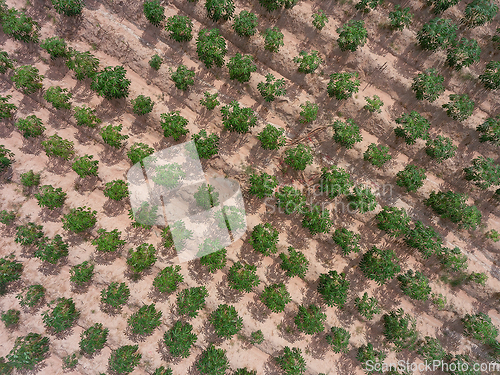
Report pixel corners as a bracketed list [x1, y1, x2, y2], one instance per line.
[446, 37, 481, 70]
[425, 135, 456, 162]
[15, 222, 43, 246]
[464, 156, 500, 189]
[11, 66, 43, 95]
[131, 95, 154, 115]
[70, 261, 94, 285]
[176, 286, 209, 317]
[327, 72, 360, 100]
[108, 345, 141, 374]
[250, 330, 264, 344]
[221, 100, 257, 133]
[160, 111, 189, 140]
[44, 86, 72, 110]
[199, 246, 227, 273]
[428, 0, 459, 14]
[355, 292, 381, 320]
[100, 124, 129, 148]
[233, 11, 258, 36]
[66, 49, 99, 80]
[62, 206, 97, 233]
[41, 135, 74, 160]
[480, 61, 500, 90]
[143, 0, 165, 26]
[411, 68, 445, 102]
[332, 227, 361, 255]
[442, 94, 475, 121]
[14, 115, 45, 138]
[1, 309, 20, 327]
[190, 130, 219, 158]
[196, 28, 227, 69]
[35, 185, 67, 209]
[326, 327, 350, 353]
[90, 66, 130, 100]
[394, 110, 430, 145]
[100, 282, 130, 309]
[51, 0, 84, 16]
[20, 170, 40, 188]
[205, 0, 235, 22]
[347, 185, 377, 213]
[382, 308, 418, 351]
[293, 50, 322, 74]
[0, 255, 22, 294]
[127, 243, 156, 274]
[127, 142, 154, 165]
[170, 65, 195, 90]
[336, 20, 367, 52]
[128, 303, 162, 335]
[356, 343, 386, 373]
[417, 18, 457, 51]
[355, 0, 382, 12]
[42, 297, 80, 333]
[312, 10, 328, 30]
[359, 246, 401, 285]
[405, 221, 442, 259]
[249, 223, 279, 255]
[0, 95, 16, 119]
[0, 145, 14, 172]
[284, 144, 313, 170]
[197, 345, 229, 375]
[317, 270, 349, 308]
[319, 166, 352, 199]
[0, 7, 40, 43]
[200, 92, 220, 110]
[79, 323, 108, 355]
[228, 53, 256, 83]
[209, 304, 243, 339]
[299, 101, 318, 123]
[257, 124, 286, 150]
[276, 186, 306, 214]
[6, 333, 49, 370]
[153, 265, 183, 293]
[0, 210, 15, 226]
[396, 164, 427, 192]
[227, 262, 260, 292]
[40, 37, 68, 59]
[425, 191, 481, 230]
[302, 205, 332, 235]
[72, 155, 99, 178]
[34, 235, 69, 264]
[249, 172, 278, 198]
[364, 143, 391, 167]
[165, 15, 192, 41]
[73, 105, 101, 128]
[0, 50, 14, 74]
[260, 283, 291, 313]
[477, 114, 500, 145]
[194, 183, 219, 210]
[16, 284, 45, 308]
[397, 270, 431, 301]
[104, 179, 129, 201]
[461, 0, 498, 28]
[262, 27, 284, 52]
[257, 73, 286, 102]
[92, 228, 125, 252]
[332, 118, 362, 149]
[375, 206, 411, 237]
[294, 304, 326, 334]
[149, 54, 162, 70]
[389, 5, 413, 30]
[259, 0, 298, 12]
[275, 347, 306, 375]
[279, 247, 309, 278]
[364, 95, 384, 113]
[163, 321, 197, 358]
[128, 202, 159, 229]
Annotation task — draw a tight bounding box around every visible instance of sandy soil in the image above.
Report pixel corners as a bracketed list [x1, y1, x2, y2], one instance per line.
[1, 0, 500, 374]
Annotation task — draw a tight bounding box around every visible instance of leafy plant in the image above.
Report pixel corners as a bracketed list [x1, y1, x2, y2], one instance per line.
[128, 202, 159, 228]
[249, 172, 278, 198]
[72, 154, 99, 178]
[1, 309, 19, 327]
[11, 65, 43, 94]
[259, 0, 298, 11]
[257, 73, 286, 102]
[462, 312, 498, 343]
[73, 105, 101, 128]
[6, 333, 49, 370]
[294, 304, 326, 334]
[0, 7, 40, 43]
[149, 54, 163, 70]
[20, 170, 40, 188]
[302, 205, 332, 235]
[261, 283, 291, 313]
[425, 135, 456, 162]
[92, 228, 125, 252]
[197, 345, 229, 375]
[424, 190, 481, 230]
[394, 110, 431, 145]
[417, 18, 457, 51]
[396, 164, 427, 192]
[382, 308, 419, 351]
[355, 292, 381, 320]
[411, 68, 445, 102]
[0, 255, 22, 294]
[62, 353, 78, 370]
[15, 222, 43, 247]
[0, 50, 14, 74]
[0, 210, 15, 226]
[209, 304, 243, 339]
[143, 0, 165, 26]
[336, 20, 367, 52]
[170, 65, 195, 90]
[79, 323, 108, 355]
[16, 284, 45, 308]
[437, 246, 468, 273]
[332, 227, 361, 255]
[477, 114, 500, 145]
[62, 206, 97, 233]
[0, 145, 14, 173]
[299, 101, 318, 124]
[464, 156, 500, 189]
[153, 265, 183, 293]
[131, 95, 154, 115]
[40, 37, 68, 59]
[397, 270, 431, 301]
[70, 261, 94, 285]
[284, 144, 313, 171]
[100, 124, 129, 148]
[327, 72, 360, 100]
[405, 221, 442, 259]
[15, 115, 45, 138]
[51, 0, 84, 16]
[228, 262, 260, 292]
[233, 10, 258, 36]
[364, 95, 384, 113]
[389, 5, 413, 30]
[41, 135, 74, 160]
[128, 303, 162, 335]
[355, 0, 382, 12]
[34, 235, 69, 264]
[199, 246, 227, 273]
[312, 10, 328, 30]
[66, 49, 99, 80]
[294, 50, 322, 74]
[375, 206, 410, 237]
[191, 130, 219, 158]
[428, 0, 459, 13]
[275, 347, 306, 375]
[200, 92, 220, 110]
[319, 166, 353, 199]
[127, 142, 154, 165]
[90, 66, 130, 100]
[257, 124, 286, 150]
[250, 330, 264, 344]
[100, 282, 130, 309]
[279, 247, 309, 278]
[228, 53, 256, 83]
[417, 336, 447, 363]
[327, 327, 350, 353]
[262, 27, 284, 52]
[35, 185, 66, 210]
[317, 270, 349, 308]
[163, 321, 197, 358]
[359, 246, 401, 285]
[194, 183, 219, 210]
[221, 100, 257, 133]
[356, 343, 386, 373]
[364, 143, 391, 168]
[165, 15, 192, 42]
[332, 118, 362, 149]
[446, 37, 481, 70]
[442, 93, 475, 121]
[127, 243, 156, 275]
[276, 186, 306, 214]
[196, 28, 227, 69]
[347, 185, 377, 213]
[42, 297, 80, 333]
[176, 286, 209, 317]
[461, 0, 498, 27]
[205, 0, 235, 21]
[108, 345, 141, 375]
[0, 95, 16, 120]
